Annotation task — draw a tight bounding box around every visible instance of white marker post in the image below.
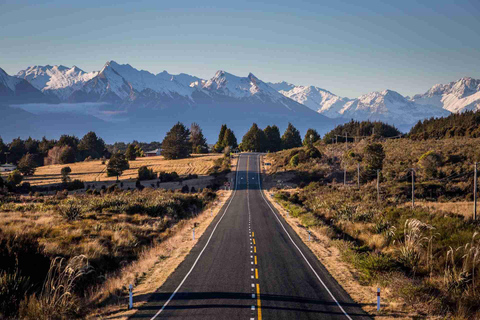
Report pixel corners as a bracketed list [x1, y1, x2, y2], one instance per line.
[193, 227, 195, 241]
[129, 284, 133, 309]
[377, 287, 380, 312]
[308, 230, 311, 242]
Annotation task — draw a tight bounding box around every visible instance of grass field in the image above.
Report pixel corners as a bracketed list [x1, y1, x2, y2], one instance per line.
[14, 154, 222, 186]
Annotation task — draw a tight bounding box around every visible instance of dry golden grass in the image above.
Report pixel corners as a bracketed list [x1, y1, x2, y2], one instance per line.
[22, 154, 223, 186]
[412, 201, 476, 219]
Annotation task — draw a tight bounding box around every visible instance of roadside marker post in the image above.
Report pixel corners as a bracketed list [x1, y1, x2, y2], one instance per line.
[377, 288, 380, 312]
[129, 284, 133, 309]
[308, 230, 311, 242]
[193, 228, 195, 240]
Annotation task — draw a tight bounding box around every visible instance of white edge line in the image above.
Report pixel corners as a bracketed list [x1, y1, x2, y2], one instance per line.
[256, 154, 354, 320]
[149, 155, 243, 320]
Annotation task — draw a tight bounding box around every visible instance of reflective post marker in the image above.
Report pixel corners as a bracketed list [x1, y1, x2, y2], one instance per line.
[377, 288, 380, 311]
[129, 284, 133, 309]
[193, 227, 195, 240]
[308, 230, 311, 242]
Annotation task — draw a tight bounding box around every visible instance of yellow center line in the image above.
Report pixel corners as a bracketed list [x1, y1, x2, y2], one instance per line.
[256, 284, 262, 320]
[255, 268, 258, 279]
[254, 256, 257, 265]
[254, 246, 256, 253]
[253, 239, 256, 245]
[252, 232, 254, 237]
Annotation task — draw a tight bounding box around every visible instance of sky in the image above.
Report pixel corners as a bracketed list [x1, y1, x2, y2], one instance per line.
[1, 0, 479, 98]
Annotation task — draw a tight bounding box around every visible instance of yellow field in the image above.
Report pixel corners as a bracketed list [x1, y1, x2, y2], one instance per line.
[19, 154, 222, 186]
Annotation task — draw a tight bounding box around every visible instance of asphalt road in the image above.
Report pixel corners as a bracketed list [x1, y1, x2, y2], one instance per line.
[131, 153, 371, 320]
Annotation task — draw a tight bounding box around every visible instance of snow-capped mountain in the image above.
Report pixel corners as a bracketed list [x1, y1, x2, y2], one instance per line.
[412, 77, 480, 113]
[69, 61, 196, 105]
[338, 90, 450, 124]
[202, 71, 289, 104]
[270, 81, 452, 126]
[16, 65, 98, 100]
[270, 83, 351, 117]
[0, 67, 51, 104]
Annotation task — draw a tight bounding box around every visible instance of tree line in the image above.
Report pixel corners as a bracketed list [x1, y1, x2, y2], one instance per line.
[323, 120, 402, 143]
[238, 123, 320, 152]
[409, 110, 480, 140]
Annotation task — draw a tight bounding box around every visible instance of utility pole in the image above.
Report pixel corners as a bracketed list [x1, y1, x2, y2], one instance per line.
[345, 132, 348, 144]
[377, 169, 380, 202]
[344, 166, 347, 186]
[474, 162, 478, 220]
[357, 163, 360, 189]
[411, 169, 415, 209]
[372, 127, 375, 136]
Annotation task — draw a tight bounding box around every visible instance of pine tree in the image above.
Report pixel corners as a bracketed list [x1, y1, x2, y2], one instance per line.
[214, 124, 228, 152]
[303, 129, 321, 146]
[281, 123, 302, 150]
[59, 146, 76, 164]
[264, 125, 282, 152]
[190, 123, 208, 154]
[223, 128, 238, 149]
[78, 131, 106, 159]
[61, 166, 72, 183]
[362, 143, 385, 181]
[161, 122, 192, 160]
[241, 123, 268, 152]
[107, 153, 129, 181]
[125, 144, 137, 160]
[17, 153, 37, 176]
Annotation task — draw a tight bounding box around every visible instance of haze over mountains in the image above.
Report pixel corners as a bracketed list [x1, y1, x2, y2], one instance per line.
[1, 60, 479, 143]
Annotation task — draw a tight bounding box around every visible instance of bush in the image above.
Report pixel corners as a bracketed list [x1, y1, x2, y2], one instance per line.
[0, 270, 31, 318]
[7, 170, 23, 186]
[138, 166, 157, 181]
[57, 201, 83, 221]
[289, 154, 299, 167]
[135, 180, 144, 191]
[181, 185, 190, 193]
[158, 171, 180, 182]
[66, 180, 84, 191]
[418, 151, 442, 179]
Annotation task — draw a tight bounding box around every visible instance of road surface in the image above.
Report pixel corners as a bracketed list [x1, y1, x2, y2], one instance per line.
[131, 153, 371, 319]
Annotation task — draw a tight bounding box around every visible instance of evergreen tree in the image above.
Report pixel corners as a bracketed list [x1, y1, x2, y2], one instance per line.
[263, 125, 282, 152]
[38, 137, 55, 158]
[57, 135, 79, 151]
[107, 153, 129, 181]
[223, 128, 238, 150]
[17, 153, 37, 176]
[78, 131, 106, 159]
[161, 122, 192, 160]
[190, 123, 208, 154]
[24, 137, 40, 154]
[61, 166, 72, 183]
[214, 124, 228, 152]
[241, 123, 268, 152]
[59, 146, 76, 164]
[8, 138, 26, 164]
[303, 129, 321, 146]
[281, 123, 302, 150]
[125, 144, 137, 160]
[134, 145, 144, 157]
[0, 136, 6, 164]
[362, 143, 385, 181]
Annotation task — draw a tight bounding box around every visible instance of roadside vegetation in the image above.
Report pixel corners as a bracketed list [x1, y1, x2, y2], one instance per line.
[0, 187, 217, 319]
[266, 128, 480, 319]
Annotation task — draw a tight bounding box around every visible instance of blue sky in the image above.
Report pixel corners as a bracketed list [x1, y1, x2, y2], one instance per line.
[1, 0, 479, 98]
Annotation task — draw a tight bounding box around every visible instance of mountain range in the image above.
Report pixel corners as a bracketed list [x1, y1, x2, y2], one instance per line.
[1, 60, 479, 142]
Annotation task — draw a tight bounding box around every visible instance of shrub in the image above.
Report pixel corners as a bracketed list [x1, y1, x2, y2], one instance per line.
[61, 166, 72, 183]
[7, 170, 23, 186]
[289, 154, 299, 167]
[181, 185, 190, 193]
[418, 151, 442, 179]
[158, 171, 180, 182]
[66, 180, 84, 191]
[57, 201, 83, 221]
[138, 166, 157, 181]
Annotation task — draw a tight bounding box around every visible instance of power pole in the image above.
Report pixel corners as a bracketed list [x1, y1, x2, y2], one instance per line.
[372, 127, 375, 136]
[344, 166, 347, 186]
[345, 132, 348, 144]
[474, 162, 478, 220]
[411, 169, 415, 209]
[357, 163, 360, 189]
[377, 169, 380, 202]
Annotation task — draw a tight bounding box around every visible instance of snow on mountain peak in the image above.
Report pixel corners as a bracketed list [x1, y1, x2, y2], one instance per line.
[16, 64, 98, 100]
[412, 77, 480, 113]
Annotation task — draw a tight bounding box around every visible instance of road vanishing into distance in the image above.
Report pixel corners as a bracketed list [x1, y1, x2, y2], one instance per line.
[132, 153, 371, 320]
